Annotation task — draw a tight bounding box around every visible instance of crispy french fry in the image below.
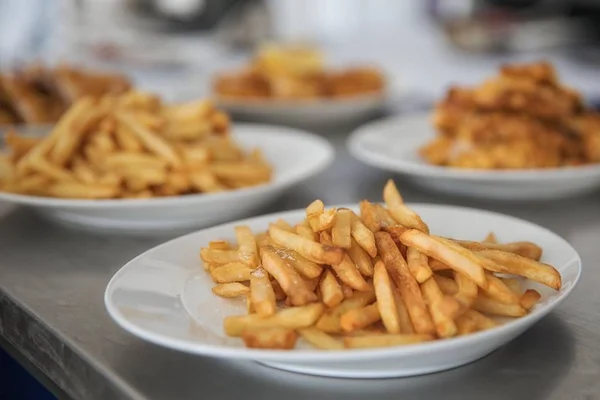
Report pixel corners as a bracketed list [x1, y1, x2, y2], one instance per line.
[348, 238, 374, 277]
[433, 274, 458, 295]
[224, 303, 325, 336]
[406, 247, 433, 283]
[460, 309, 497, 331]
[374, 204, 397, 228]
[429, 259, 451, 271]
[343, 333, 433, 349]
[269, 224, 344, 265]
[211, 162, 271, 182]
[189, 169, 227, 192]
[200, 248, 239, 265]
[47, 182, 118, 199]
[373, 261, 401, 334]
[260, 246, 317, 306]
[297, 327, 344, 350]
[501, 277, 522, 295]
[212, 283, 250, 298]
[340, 303, 381, 332]
[273, 218, 294, 232]
[235, 226, 259, 268]
[319, 270, 344, 308]
[391, 289, 414, 334]
[211, 262, 254, 283]
[320, 231, 370, 291]
[420, 277, 457, 338]
[400, 230, 487, 288]
[473, 294, 527, 317]
[350, 213, 377, 257]
[375, 232, 435, 335]
[242, 328, 298, 350]
[484, 232, 498, 243]
[271, 279, 287, 301]
[342, 284, 354, 299]
[478, 250, 561, 290]
[316, 291, 376, 333]
[520, 289, 541, 311]
[482, 273, 520, 305]
[271, 247, 322, 279]
[296, 224, 318, 241]
[209, 240, 231, 250]
[306, 199, 325, 230]
[332, 209, 352, 249]
[250, 267, 277, 317]
[452, 239, 543, 261]
[383, 180, 429, 233]
[453, 271, 478, 307]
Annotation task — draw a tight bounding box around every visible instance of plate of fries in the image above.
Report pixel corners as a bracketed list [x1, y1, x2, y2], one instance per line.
[0, 92, 334, 232]
[105, 180, 580, 378]
[348, 114, 600, 200]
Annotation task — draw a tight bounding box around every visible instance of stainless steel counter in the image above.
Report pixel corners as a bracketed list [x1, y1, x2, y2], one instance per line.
[0, 129, 599, 400]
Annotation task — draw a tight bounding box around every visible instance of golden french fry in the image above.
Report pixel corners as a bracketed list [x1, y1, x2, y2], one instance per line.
[429, 259, 451, 271]
[310, 209, 337, 232]
[482, 273, 520, 305]
[383, 180, 429, 233]
[420, 277, 457, 338]
[400, 230, 487, 288]
[200, 248, 239, 265]
[484, 232, 498, 243]
[242, 328, 298, 350]
[28, 157, 75, 182]
[433, 274, 458, 295]
[270, 279, 287, 301]
[332, 209, 352, 249]
[316, 290, 376, 333]
[47, 182, 118, 199]
[340, 303, 381, 332]
[235, 225, 259, 268]
[269, 224, 344, 265]
[374, 204, 398, 228]
[473, 294, 527, 317]
[343, 333, 433, 349]
[459, 309, 497, 331]
[359, 200, 382, 232]
[319, 270, 344, 308]
[211, 262, 254, 283]
[212, 283, 250, 298]
[114, 122, 143, 152]
[341, 284, 354, 299]
[250, 267, 277, 317]
[406, 247, 433, 283]
[350, 213, 377, 257]
[71, 157, 98, 184]
[391, 289, 414, 334]
[456, 315, 478, 336]
[320, 231, 370, 291]
[296, 224, 318, 241]
[348, 237, 374, 277]
[478, 250, 561, 290]
[375, 232, 435, 335]
[453, 271, 478, 307]
[273, 218, 294, 232]
[452, 239, 543, 261]
[104, 152, 168, 170]
[306, 199, 325, 230]
[209, 240, 231, 250]
[260, 246, 317, 306]
[271, 247, 322, 278]
[520, 289, 541, 311]
[224, 303, 324, 336]
[297, 327, 344, 350]
[373, 261, 401, 334]
[501, 277, 522, 295]
[189, 169, 227, 193]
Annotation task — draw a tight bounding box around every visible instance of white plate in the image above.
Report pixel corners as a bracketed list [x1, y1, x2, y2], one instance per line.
[216, 94, 385, 127]
[104, 204, 581, 378]
[0, 124, 334, 234]
[347, 114, 600, 200]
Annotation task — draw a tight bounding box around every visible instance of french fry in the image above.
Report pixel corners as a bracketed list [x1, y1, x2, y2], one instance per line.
[429, 259, 451, 271]
[433, 274, 458, 295]
[271, 247, 322, 279]
[350, 213, 377, 257]
[297, 328, 344, 350]
[306, 199, 324, 230]
[391, 289, 414, 334]
[235, 226, 259, 268]
[250, 267, 277, 317]
[271, 279, 287, 301]
[269, 224, 344, 265]
[420, 277, 457, 338]
[406, 247, 433, 283]
[211, 162, 271, 182]
[452, 239, 543, 261]
[260, 246, 317, 306]
[340, 303, 381, 332]
[242, 328, 298, 350]
[483, 232, 498, 243]
[332, 209, 352, 249]
[359, 200, 382, 232]
[375, 232, 435, 335]
[473, 294, 527, 317]
[482, 273, 520, 305]
[400, 230, 488, 288]
[501, 277, 522, 295]
[374, 204, 397, 228]
[212, 283, 250, 298]
[200, 248, 239, 265]
[224, 303, 324, 336]
[347, 238, 374, 277]
[383, 180, 429, 233]
[209, 240, 231, 250]
[453, 271, 478, 307]
[47, 182, 118, 199]
[319, 270, 344, 308]
[211, 262, 254, 283]
[343, 333, 433, 349]
[189, 169, 227, 192]
[478, 250, 561, 290]
[373, 261, 401, 334]
[273, 218, 294, 232]
[342, 284, 354, 299]
[320, 231, 370, 291]
[316, 290, 376, 333]
[296, 224, 318, 241]
[520, 289, 541, 311]
[459, 309, 497, 331]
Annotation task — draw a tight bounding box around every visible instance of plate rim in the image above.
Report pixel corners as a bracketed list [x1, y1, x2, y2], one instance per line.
[0, 123, 335, 209]
[104, 202, 582, 361]
[347, 114, 600, 181]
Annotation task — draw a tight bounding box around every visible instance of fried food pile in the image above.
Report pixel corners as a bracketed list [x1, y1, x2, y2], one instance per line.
[201, 180, 560, 350]
[213, 44, 384, 101]
[420, 62, 600, 169]
[0, 92, 272, 199]
[0, 63, 130, 125]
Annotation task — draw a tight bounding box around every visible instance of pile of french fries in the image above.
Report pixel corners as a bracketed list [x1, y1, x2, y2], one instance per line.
[200, 180, 562, 350]
[0, 92, 272, 199]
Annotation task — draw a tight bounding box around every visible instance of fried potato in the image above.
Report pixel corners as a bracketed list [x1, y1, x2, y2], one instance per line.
[224, 303, 324, 336]
[348, 237, 374, 277]
[340, 303, 381, 332]
[320, 231, 370, 291]
[473, 294, 527, 317]
[383, 180, 429, 233]
[453, 271, 478, 307]
[242, 328, 298, 349]
[212, 283, 250, 298]
[250, 267, 277, 317]
[406, 247, 433, 283]
[297, 327, 344, 350]
[269, 224, 344, 265]
[350, 213, 377, 257]
[520, 289, 541, 311]
[316, 290, 376, 333]
[211, 262, 254, 283]
[343, 333, 433, 349]
[373, 261, 402, 334]
[319, 269, 344, 308]
[420, 277, 457, 338]
[235, 225, 259, 268]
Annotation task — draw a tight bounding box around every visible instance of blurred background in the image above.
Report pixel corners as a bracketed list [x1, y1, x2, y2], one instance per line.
[1, 0, 600, 107]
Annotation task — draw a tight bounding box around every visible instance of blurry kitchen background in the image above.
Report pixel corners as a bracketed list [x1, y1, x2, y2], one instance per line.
[1, 0, 600, 108]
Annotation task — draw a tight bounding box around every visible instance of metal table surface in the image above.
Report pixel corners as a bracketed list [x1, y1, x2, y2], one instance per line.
[0, 128, 599, 400]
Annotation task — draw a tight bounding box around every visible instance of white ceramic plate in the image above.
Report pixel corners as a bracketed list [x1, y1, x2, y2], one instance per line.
[216, 94, 385, 127]
[0, 124, 334, 234]
[104, 204, 581, 378]
[347, 114, 600, 200]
